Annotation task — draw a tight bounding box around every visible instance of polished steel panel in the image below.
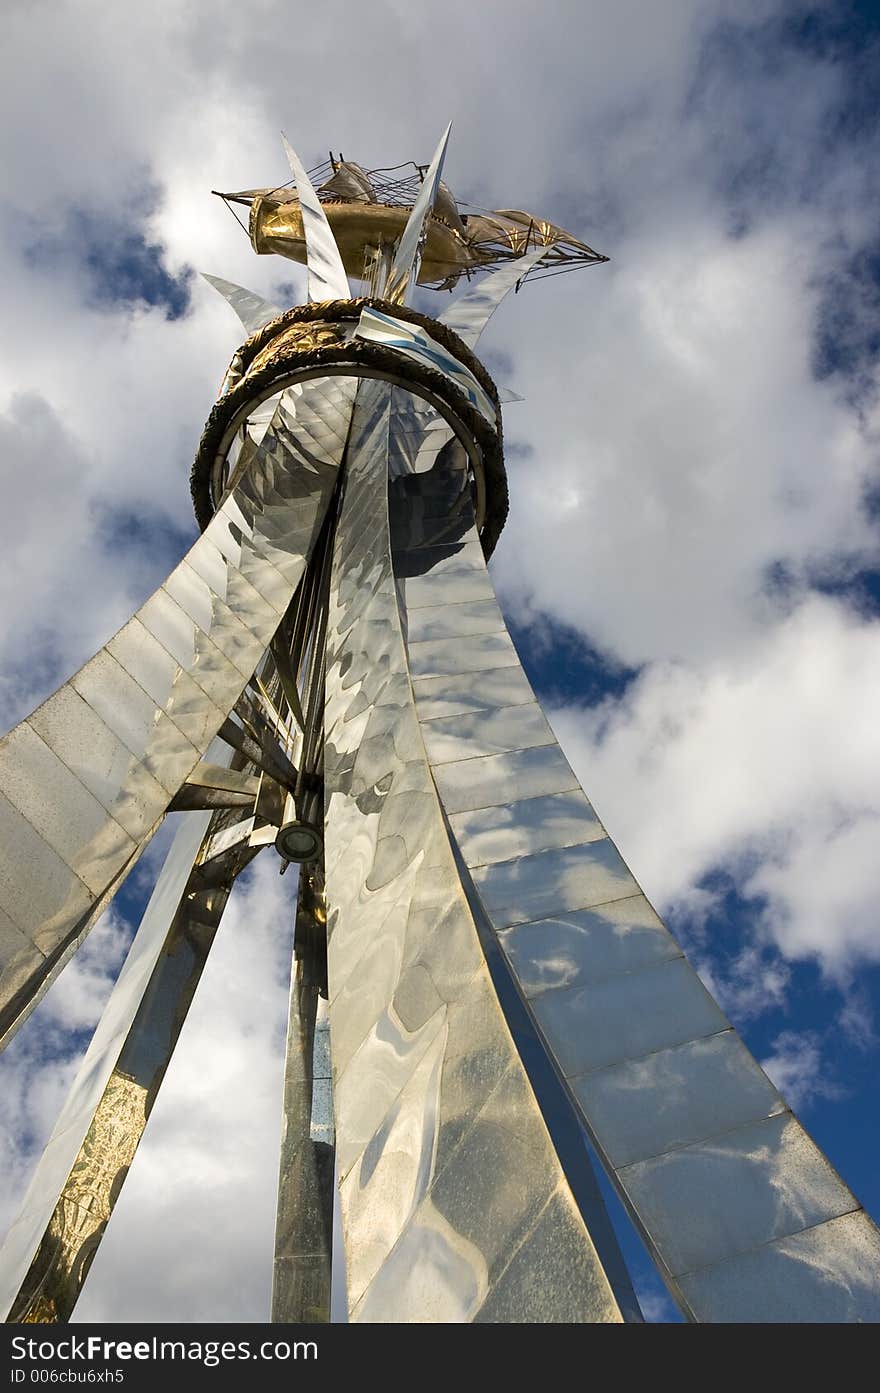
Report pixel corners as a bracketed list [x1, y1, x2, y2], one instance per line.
[0, 912, 44, 1031]
[420, 702, 555, 765]
[184, 761, 260, 796]
[471, 837, 639, 929]
[572, 1032, 786, 1169]
[433, 744, 580, 815]
[106, 618, 227, 750]
[448, 790, 604, 867]
[356, 307, 497, 426]
[0, 723, 136, 896]
[164, 560, 269, 675]
[184, 532, 237, 598]
[407, 631, 520, 679]
[496, 895, 682, 997]
[71, 649, 196, 770]
[406, 598, 506, 644]
[345, 1057, 595, 1322]
[272, 872, 334, 1325]
[403, 564, 496, 611]
[281, 135, 351, 302]
[675, 1211, 880, 1322]
[188, 541, 285, 646]
[0, 376, 352, 1051]
[202, 511, 297, 608]
[272, 379, 360, 471]
[617, 1111, 860, 1277]
[413, 665, 535, 720]
[398, 538, 486, 590]
[322, 377, 623, 1322]
[28, 682, 173, 839]
[529, 958, 728, 1079]
[408, 1061, 561, 1286]
[393, 454, 880, 1321]
[0, 788, 94, 962]
[136, 587, 250, 698]
[473, 1189, 623, 1323]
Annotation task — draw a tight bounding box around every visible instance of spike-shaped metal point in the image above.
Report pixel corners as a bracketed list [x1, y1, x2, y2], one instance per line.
[201, 273, 283, 335]
[384, 123, 452, 307]
[281, 133, 351, 303]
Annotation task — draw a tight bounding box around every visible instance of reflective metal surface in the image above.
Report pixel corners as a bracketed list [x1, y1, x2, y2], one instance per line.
[496, 895, 682, 996]
[675, 1211, 880, 1323]
[201, 274, 283, 335]
[400, 497, 880, 1321]
[281, 136, 351, 303]
[406, 598, 505, 644]
[617, 1111, 860, 1277]
[355, 307, 497, 426]
[384, 124, 451, 305]
[0, 377, 353, 1050]
[472, 838, 639, 928]
[420, 703, 555, 766]
[448, 790, 604, 867]
[1, 715, 281, 1322]
[322, 377, 623, 1322]
[434, 744, 579, 814]
[273, 869, 334, 1323]
[572, 1031, 786, 1169]
[407, 631, 520, 679]
[3, 197, 876, 1323]
[0, 807, 218, 1320]
[530, 958, 728, 1079]
[437, 244, 551, 348]
[413, 665, 534, 720]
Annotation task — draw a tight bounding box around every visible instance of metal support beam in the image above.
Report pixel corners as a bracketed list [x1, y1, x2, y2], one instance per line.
[0, 379, 351, 1051]
[321, 377, 626, 1322]
[0, 801, 262, 1322]
[392, 415, 880, 1323]
[272, 866, 334, 1323]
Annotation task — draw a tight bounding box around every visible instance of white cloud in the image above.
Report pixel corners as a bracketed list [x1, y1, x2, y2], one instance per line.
[494, 221, 879, 668]
[761, 1029, 843, 1109]
[547, 592, 880, 974]
[0, 906, 133, 1234]
[40, 907, 132, 1035]
[0, 854, 292, 1322]
[637, 1289, 682, 1324]
[747, 814, 880, 971]
[691, 945, 792, 1022]
[72, 856, 291, 1323]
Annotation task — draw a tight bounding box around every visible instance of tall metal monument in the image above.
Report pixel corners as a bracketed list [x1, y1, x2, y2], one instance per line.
[1, 128, 878, 1324]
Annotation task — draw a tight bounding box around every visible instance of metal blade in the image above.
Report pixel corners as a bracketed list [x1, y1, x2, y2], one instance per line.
[438, 244, 550, 348]
[201, 273, 283, 334]
[281, 134, 351, 302]
[384, 123, 452, 306]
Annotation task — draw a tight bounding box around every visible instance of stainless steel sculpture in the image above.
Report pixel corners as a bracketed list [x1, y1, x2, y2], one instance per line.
[1, 129, 878, 1325]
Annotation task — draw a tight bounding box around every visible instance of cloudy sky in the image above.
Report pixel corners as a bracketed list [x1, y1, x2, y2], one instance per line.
[1, 0, 878, 1324]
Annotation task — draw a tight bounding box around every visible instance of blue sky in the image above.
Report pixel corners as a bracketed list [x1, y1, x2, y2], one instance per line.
[0, 0, 879, 1323]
